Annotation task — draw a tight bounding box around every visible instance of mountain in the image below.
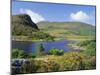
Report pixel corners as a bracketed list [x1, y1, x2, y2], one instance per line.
[12, 14, 95, 39]
[12, 14, 39, 36]
[37, 22, 95, 36]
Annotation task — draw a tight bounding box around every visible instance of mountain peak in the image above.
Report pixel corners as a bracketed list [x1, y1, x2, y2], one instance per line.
[12, 14, 39, 35]
[12, 14, 39, 29]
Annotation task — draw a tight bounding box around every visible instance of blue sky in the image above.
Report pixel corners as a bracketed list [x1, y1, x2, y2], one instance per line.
[12, 1, 96, 25]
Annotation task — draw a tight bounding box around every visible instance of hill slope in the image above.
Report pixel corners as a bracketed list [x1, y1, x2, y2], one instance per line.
[12, 14, 39, 36]
[37, 22, 95, 36]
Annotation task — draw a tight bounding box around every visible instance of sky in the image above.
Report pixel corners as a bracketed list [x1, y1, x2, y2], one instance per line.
[12, 1, 96, 25]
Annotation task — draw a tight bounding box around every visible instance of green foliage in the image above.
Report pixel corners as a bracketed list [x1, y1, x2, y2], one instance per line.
[77, 40, 95, 47]
[36, 44, 45, 56]
[12, 14, 54, 41]
[62, 52, 86, 70]
[37, 22, 95, 36]
[77, 40, 96, 56]
[21, 60, 38, 73]
[30, 31, 54, 41]
[27, 53, 36, 58]
[83, 41, 96, 56]
[12, 49, 36, 59]
[12, 49, 27, 58]
[15, 52, 96, 74]
[21, 60, 60, 73]
[49, 48, 64, 55]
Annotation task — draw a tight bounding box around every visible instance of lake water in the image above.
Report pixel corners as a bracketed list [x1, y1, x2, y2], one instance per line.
[12, 40, 73, 53]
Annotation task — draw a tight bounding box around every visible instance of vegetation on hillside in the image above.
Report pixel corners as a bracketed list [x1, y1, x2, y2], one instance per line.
[12, 14, 54, 41]
[77, 40, 96, 56]
[37, 22, 95, 37]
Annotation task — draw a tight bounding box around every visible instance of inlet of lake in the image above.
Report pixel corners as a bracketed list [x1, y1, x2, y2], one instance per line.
[12, 40, 75, 53]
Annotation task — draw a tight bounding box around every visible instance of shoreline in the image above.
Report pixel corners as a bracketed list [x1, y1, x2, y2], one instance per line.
[12, 36, 94, 42]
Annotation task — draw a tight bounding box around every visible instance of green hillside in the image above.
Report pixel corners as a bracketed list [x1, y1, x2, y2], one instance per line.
[37, 22, 95, 40]
[12, 14, 54, 41]
[12, 14, 95, 41]
[12, 14, 39, 36]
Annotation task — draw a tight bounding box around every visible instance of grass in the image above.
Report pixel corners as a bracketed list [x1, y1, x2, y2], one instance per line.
[37, 22, 95, 36]
[12, 36, 54, 42]
[12, 35, 95, 42]
[66, 36, 95, 41]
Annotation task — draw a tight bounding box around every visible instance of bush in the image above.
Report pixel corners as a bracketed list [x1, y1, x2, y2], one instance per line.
[21, 60, 38, 73]
[30, 31, 54, 41]
[62, 52, 85, 70]
[27, 53, 36, 58]
[83, 41, 96, 56]
[60, 52, 96, 71]
[77, 40, 96, 56]
[12, 52, 96, 74]
[49, 48, 64, 55]
[21, 60, 60, 73]
[12, 49, 36, 59]
[12, 49, 27, 58]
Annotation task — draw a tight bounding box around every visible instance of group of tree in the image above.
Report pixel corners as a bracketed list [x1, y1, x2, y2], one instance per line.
[29, 31, 54, 41]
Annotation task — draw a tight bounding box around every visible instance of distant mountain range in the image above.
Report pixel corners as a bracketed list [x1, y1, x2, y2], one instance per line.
[37, 21, 95, 36]
[12, 14, 95, 36]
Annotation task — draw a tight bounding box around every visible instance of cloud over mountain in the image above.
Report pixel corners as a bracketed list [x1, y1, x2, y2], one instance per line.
[70, 11, 90, 22]
[20, 9, 45, 23]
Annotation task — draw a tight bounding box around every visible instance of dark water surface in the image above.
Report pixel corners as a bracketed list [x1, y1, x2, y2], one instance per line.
[12, 40, 73, 53]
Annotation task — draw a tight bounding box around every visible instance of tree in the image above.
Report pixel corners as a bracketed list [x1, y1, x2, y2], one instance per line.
[37, 43, 45, 56]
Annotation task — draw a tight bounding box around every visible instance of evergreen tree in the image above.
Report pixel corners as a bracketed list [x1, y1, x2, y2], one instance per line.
[37, 43, 45, 56]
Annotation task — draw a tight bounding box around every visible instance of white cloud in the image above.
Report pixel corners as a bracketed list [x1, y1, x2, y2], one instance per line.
[19, 9, 45, 23]
[70, 11, 90, 22]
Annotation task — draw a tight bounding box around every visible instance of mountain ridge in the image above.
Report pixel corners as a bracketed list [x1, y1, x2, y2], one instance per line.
[37, 21, 95, 36]
[12, 14, 39, 36]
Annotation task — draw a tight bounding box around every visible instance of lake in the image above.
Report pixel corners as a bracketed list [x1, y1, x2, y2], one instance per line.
[12, 40, 73, 53]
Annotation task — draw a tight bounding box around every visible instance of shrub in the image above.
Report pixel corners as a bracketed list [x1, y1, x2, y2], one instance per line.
[21, 60, 40, 73]
[61, 52, 85, 70]
[21, 60, 60, 73]
[49, 48, 64, 55]
[83, 41, 96, 56]
[12, 52, 96, 74]
[12, 49, 36, 59]
[77, 40, 96, 56]
[30, 31, 54, 41]
[12, 49, 27, 58]
[27, 53, 36, 58]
